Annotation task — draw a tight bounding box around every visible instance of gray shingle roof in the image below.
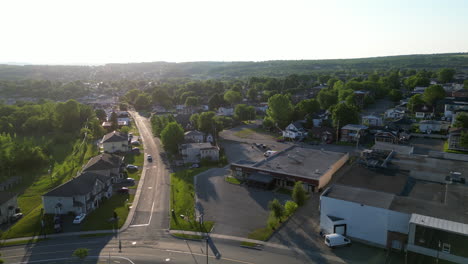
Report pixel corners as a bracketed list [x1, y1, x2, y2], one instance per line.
[43, 172, 107, 197]
[0, 192, 17, 205]
[102, 131, 127, 143]
[82, 153, 122, 172]
[410, 214, 468, 236]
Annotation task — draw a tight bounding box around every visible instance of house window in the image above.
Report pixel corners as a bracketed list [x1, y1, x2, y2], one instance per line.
[442, 243, 451, 253]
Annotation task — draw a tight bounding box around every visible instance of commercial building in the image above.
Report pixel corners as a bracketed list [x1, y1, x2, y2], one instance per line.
[319, 163, 468, 264]
[231, 146, 348, 192]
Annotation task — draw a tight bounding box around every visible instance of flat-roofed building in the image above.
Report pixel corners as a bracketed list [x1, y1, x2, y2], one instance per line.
[231, 146, 349, 192]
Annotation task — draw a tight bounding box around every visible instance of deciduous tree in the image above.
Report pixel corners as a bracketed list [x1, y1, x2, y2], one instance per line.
[330, 103, 359, 128]
[438, 68, 456, 83]
[423, 85, 445, 105]
[224, 90, 242, 105]
[266, 94, 293, 128]
[292, 181, 306, 206]
[161, 122, 184, 154]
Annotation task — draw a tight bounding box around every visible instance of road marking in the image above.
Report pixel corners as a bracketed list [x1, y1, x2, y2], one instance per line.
[129, 224, 148, 227]
[147, 201, 155, 225]
[148, 187, 152, 189]
[132, 241, 137, 245]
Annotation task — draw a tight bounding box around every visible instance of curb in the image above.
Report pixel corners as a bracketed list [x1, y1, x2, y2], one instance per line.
[170, 233, 205, 241]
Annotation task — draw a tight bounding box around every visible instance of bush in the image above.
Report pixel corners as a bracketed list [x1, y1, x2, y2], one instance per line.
[284, 200, 298, 216]
[267, 212, 279, 230]
[72, 248, 89, 260]
[292, 181, 306, 206]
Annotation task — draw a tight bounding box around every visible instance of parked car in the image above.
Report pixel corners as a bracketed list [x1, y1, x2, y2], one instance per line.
[132, 147, 140, 153]
[131, 140, 140, 146]
[147, 155, 153, 162]
[324, 233, 351, 248]
[264, 150, 278, 157]
[190, 163, 200, 168]
[123, 178, 135, 185]
[73, 213, 86, 224]
[54, 223, 62, 233]
[10, 213, 23, 222]
[117, 187, 129, 194]
[126, 164, 138, 170]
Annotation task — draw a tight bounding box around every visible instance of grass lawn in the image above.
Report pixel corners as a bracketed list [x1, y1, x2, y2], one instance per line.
[170, 167, 215, 232]
[240, 241, 259, 247]
[1, 141, 97, 239]
[234, 127, 276, 139]
[443, 141, 468, 154]
[246, 212, 291, 241]
[225, 176, 242, 185]
[81, 194, 135, 231]
[0, 238, 47, 247]
[124, 150, 144, 182]
[172, 233, 204, 240]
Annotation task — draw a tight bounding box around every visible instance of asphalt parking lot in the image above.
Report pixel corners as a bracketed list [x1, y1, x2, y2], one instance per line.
[195, 167, 290, 237]
[409, 137, 445, 155]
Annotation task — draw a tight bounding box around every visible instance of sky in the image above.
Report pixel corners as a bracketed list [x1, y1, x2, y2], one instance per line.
[0, 0, 467, 65]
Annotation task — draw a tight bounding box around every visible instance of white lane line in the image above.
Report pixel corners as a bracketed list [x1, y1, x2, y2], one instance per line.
[147, 201, 155, 225]
[129, 224, 148, 227]
[164, 249, 255, 264]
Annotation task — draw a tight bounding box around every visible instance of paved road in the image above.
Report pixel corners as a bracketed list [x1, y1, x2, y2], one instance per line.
[126, 111, 171, 239]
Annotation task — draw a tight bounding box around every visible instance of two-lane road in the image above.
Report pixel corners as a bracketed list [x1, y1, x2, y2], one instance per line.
[126, 111, 170, 238]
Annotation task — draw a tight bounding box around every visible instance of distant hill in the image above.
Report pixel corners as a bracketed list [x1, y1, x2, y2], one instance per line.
[1, 53, 468, 81]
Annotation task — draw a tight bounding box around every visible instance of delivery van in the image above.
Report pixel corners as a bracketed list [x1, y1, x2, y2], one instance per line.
[324, 233, 352, 248]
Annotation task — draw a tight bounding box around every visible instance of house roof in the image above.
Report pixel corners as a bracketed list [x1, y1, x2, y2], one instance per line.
[82, 153, 122, 172]
[414, 105, 433, 113]
[341, 124, 368, 130]
[184, 130, 204, 137]
[391, 118, 413, 125]
[290, 120, 306, 130]
[0, 192, 17, 205]
[102, 131, 127, 143]
[43, 172, 107, 197]
[323, 184, 395, 210]
[409, 214, 468, 236]
[180, 143, 218, 150]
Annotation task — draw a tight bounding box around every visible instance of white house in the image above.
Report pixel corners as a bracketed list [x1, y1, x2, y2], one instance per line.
[283, 121, 308, 139]
[81, 153, 124, 182]
[102, 131, 129, 153]
[0, 192, 19, 224]
[414, 105, 434, 119]
[418, 120, 450, 133]
[179, 143, 220, 163]
[184, 130, 205, 143]
[385, 108, 406, 119]
[362, 115, 383, 127]
[217, 107, 234, 116]
[42, 172, 113, 215]
[255, 103, 268, 113]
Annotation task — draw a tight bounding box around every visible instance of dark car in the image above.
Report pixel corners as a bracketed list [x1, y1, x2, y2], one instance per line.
[117, 187, 129, 194]
[276, 138, 285, 142]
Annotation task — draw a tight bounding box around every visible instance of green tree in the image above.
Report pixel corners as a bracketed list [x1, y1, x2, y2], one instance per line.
[460, 132, 468, 148]
[161, 122, 184, 154]
[95, 109, 107, 121]
[268, 199, 285, 222]
[284, 200, 298, 216]
[423, 84, 445, 105]
[438, 68, 456, 83]
[55, 99, 80, 132]
[267, 94, 293, 128]
[331, 103, 359, 128]
[152, 88, 172, 108]
[235, 104, 256, 121]
[224, 90, 242, 105]
[120, 102, 128, 111]
[404, 72, 430, 89]
[120, 126, 130, 134]
[208, 93, 225, 109]
[408, 94, 424, 113]
[110, 112, 118, 130]
[327, 78, 340, 89]
[317, 88, 338, 110]
[72, 248, 89, 260]
[134, 93, 152, 111]
[185, 96, 199, 107]
[388, 89, 403, 102]
[125, 89, 141, 104]
[453, 113, 468, 128]
[198, 111, 216, 134]
[262, 116, 274, 130]
[247, 87, 258, 101]
[292, 181, 306, 206]
[295, 99, 319, 119]
[189, 113, 200, 130]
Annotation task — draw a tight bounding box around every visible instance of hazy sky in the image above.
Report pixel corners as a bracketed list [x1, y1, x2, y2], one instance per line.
[1, 0, 467, 65]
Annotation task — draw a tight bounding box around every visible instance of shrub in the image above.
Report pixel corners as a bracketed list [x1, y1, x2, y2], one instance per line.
[284, 200, 298, 216]
[292, 181, 306, 206]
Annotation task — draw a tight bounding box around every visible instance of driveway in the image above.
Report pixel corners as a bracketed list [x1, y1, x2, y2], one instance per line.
[195, 167, 290, 237]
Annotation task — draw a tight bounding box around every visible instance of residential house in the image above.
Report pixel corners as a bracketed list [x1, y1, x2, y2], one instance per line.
[412, 87, 428, 95]
[340, 124, 368, 142]
[179, 143, 220, 163]
[448, 128, 468, 152]
[452, 89, 468, 98]
[308, 127, 334, 143]
[42, 172, 113, 215]
[385, 108, 406, 120]
[419, 120, 450, 133]
[444, 100, 468, 120]
[283, 121, 308, 139]
[255, 103, 268, 114]
[217, 107, 234, 116]
[0, 176, 21, 191]
[388, 118, 413, 131]
[0, 192, 19, 224]
[102, 131, 129, 153]
[206, 133, 214, 143]
[174, 114, 192, 130]
[414, 105, 434, 119]
[362, 115, 383, 127]
[152, 105, 168, 113]
[311, 110, 330, 127]
[184, 130, 205, 143]
[374, 131, 399, 144]
[81, 153, 124, 182]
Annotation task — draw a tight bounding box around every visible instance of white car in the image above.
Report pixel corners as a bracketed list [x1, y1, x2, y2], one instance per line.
[73, 213, 86, 224]
[264, 150, 278, 157]
[324, 233, 351, 248]
[126, 164, 138, 170]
